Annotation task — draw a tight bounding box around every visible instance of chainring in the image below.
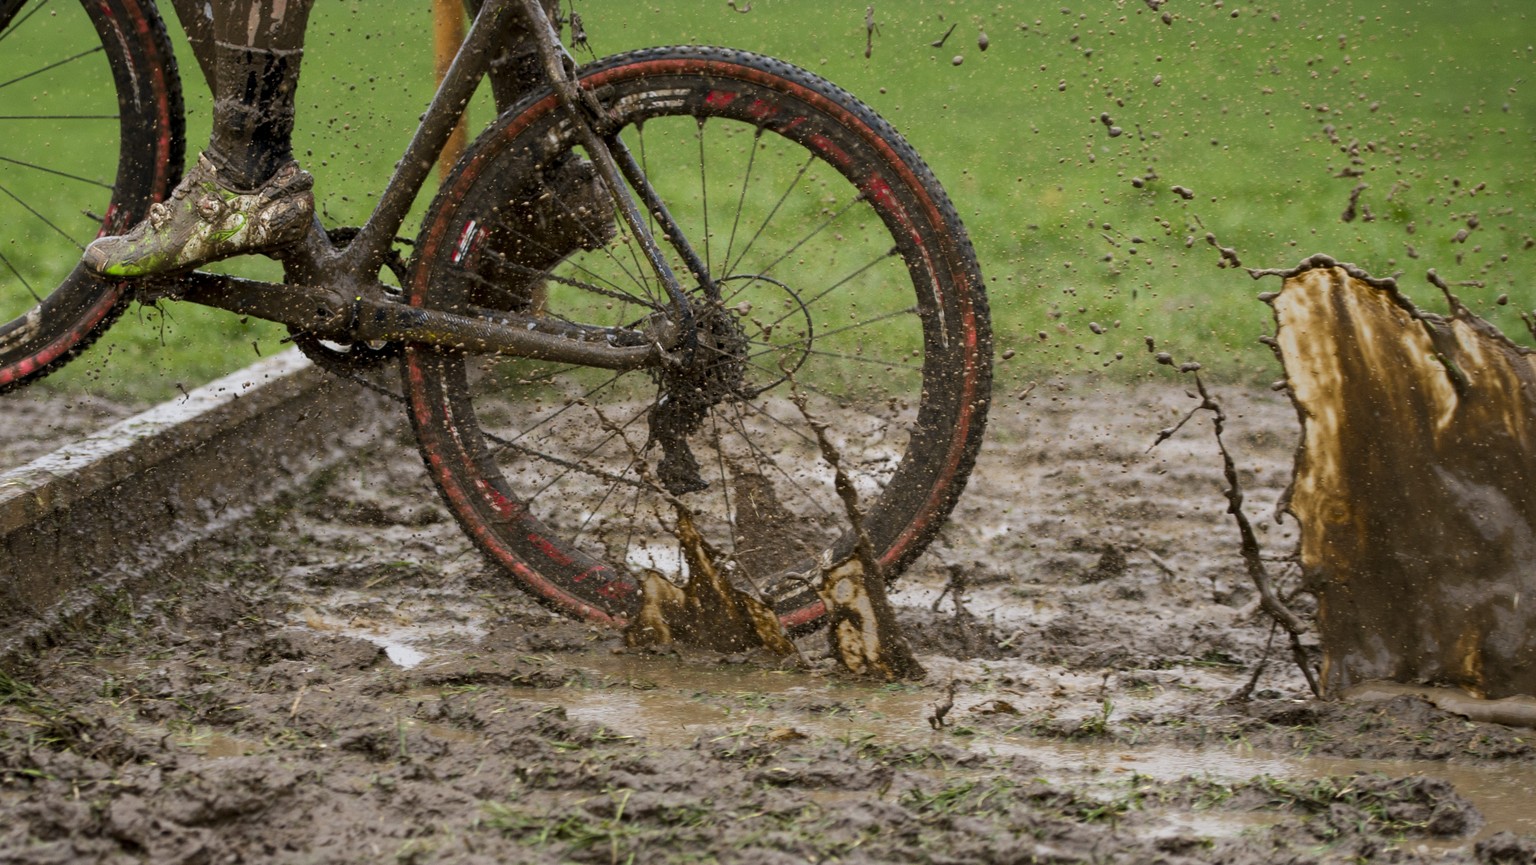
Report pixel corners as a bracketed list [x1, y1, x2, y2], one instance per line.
[288, 227, 408, 374]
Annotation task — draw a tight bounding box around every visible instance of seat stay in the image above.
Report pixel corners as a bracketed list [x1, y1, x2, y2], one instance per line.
[515, 0, 702, 336]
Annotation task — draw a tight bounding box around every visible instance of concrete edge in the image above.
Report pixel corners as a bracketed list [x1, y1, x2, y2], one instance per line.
[0, 349, 396, 666]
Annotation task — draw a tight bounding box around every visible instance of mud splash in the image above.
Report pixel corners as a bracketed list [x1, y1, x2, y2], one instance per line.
[1261, 255, 1536, 700]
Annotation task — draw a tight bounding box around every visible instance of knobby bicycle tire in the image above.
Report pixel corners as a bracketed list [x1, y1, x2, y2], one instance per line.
[0, 0, 185, 393]
[405, 46, 992, 629]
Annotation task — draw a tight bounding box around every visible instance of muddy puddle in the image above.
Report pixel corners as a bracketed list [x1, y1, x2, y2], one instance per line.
[297, 610, 1536, 846]
[5, 384, 1535, 863]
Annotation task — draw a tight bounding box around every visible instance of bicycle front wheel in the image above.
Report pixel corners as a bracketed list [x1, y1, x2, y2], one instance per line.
[0, 0, 184, 393]
[405, 47, 991, 628]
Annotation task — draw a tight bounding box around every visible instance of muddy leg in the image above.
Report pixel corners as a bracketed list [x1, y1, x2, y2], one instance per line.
[207, 0, 317, 189]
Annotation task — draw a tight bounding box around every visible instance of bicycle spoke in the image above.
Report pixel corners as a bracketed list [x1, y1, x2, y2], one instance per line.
[747, 195, 863, 284]
[721, 400, 835, 519]
[0, 113, 117, 121]
[722, 127, 763, 276]
[807, 305, 919, 342]
[697, 120, 712, 280]
[724, 403, 779, 492]
[768, 345, 921, 376]
[492, 367, 628, 449]
[608, 129, 714, 298]
[744, 343, 919, 375]
[618, 129, 660, 304]
[478, 211, 655, 309]
[486, 424, 649, 494]
[0, 0, 53, 47]
[743, 353, 879, 406]
[0, 46, 105, 91]
[757, 248, 900, 329]
[0, 181, 86, 249]
[0, 249, 42, 303]
[572, 474, 627, 544]
[707, 411, 735, 554]
[725, 151, 815, 277]
[474, 245, 658, 312]
[725, 392, 818, 450]
[0, 155, 113, 190]
[547, 176, 668, 311]
[521, 401, 653, 499]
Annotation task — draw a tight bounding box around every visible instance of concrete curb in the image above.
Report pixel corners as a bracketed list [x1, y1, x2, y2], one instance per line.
[0, 349, 395, 665]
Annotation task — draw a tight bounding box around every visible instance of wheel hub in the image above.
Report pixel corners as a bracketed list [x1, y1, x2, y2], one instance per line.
[647, 275, 813, 495]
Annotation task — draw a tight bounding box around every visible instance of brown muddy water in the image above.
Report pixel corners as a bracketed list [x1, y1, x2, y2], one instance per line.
[3, 382, 1534, 864]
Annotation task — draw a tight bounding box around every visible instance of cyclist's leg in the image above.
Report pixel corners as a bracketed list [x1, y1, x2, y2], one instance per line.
[469, 0, 556, 114]
[83, 0, 317, 277]
[206, 0, 315, 188]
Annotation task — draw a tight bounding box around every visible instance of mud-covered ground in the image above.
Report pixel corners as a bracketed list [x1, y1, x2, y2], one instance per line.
[0, 389, 145, 467]
[3, 381, 1535, 864]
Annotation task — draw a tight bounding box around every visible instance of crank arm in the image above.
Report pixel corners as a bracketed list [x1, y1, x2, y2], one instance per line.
[154, 272, 668, 371]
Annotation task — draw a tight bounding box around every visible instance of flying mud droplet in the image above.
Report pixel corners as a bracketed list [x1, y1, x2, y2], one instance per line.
[1341, 183, 1368, 223]
[1206, 234, 1242, 269]
[977, 29, 989, 51]
[1171, 185, 1195, 200]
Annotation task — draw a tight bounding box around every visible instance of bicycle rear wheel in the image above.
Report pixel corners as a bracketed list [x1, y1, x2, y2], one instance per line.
[406, 47, 991, 629]
[0, 0, 184, 393]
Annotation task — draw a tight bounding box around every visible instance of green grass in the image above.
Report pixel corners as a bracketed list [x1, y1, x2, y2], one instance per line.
[6, 0, 1533, 401]
[579, 0, 1536, 384]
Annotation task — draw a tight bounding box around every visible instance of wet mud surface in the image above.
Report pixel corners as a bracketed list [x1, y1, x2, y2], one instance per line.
[0, 390, 145, 468]
[4, 382, 1535, 863]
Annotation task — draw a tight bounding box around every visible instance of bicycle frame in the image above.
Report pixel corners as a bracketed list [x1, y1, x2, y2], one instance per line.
[138, 0, 696, 371]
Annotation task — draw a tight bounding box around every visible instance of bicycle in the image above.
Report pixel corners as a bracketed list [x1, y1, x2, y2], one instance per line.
[0, 0, 992, 631]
